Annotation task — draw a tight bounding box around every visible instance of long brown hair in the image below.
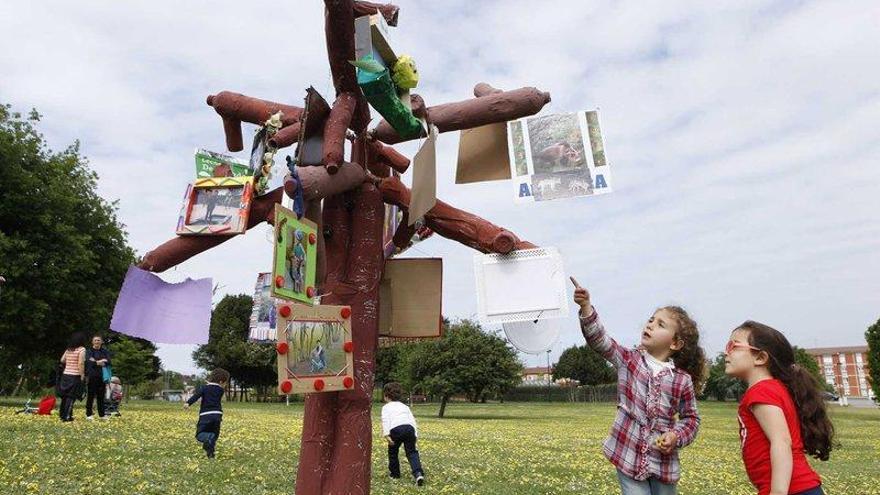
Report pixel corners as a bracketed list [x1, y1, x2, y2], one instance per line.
[662, 306, 706, 392]
[737, 320, 834, 461]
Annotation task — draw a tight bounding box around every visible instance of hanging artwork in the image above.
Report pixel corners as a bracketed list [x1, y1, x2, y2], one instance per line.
[378, 257, 443, 340]
[271, 204, 318, 304]
[195, 148, 251, 178]
[382, 203, 401, 258]
[509, 110, 613, 203]
[473, 247, 569, 325]
[248, 272, 279, 342]
[175, 176, 254, 235]
[296, 87, 331, 167]
[276, 303, 355, 394]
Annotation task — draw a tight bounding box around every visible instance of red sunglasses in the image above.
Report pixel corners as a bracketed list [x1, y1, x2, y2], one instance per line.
[725, 340, 762, 355]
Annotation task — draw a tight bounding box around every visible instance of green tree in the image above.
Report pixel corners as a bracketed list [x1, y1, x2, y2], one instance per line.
[108, 335, 161, 388]
[701, 354, 746, 401]
[552, 345, 615, 385]
[866, 317, 880, 404]
[0, 105, 143, 395]
[400, 319, 522, 418]
[193, 294, 277, 401]
[793, 346, 823, 384]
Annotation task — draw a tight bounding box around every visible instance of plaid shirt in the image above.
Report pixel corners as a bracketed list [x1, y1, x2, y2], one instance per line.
[581, 309, 700, 483]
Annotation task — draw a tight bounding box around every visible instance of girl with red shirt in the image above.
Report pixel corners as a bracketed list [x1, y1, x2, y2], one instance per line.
[724, 321, 834, 495]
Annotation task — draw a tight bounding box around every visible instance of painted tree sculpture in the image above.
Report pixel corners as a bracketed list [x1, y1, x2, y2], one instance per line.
[138, 2, 550, 493]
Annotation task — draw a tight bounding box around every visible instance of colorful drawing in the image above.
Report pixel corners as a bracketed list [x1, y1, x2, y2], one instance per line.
[271, 205, 318, 304]
[248, 272, 279, 342]
[509, 110, 613, 203]
[276, 303, 354, 395]
[195, 148, 251, 178]
[175, 176, 254, 235]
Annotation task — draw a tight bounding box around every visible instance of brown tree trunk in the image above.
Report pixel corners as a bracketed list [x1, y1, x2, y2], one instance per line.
[438, 394, 449, 418]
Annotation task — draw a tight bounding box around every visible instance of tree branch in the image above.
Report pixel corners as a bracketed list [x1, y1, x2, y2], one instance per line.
[370, 86, 551, 144]
[206, 91, 303, 151]
[352, 1, 399, 26]
[323, 92, 358, 174]
[139, 164, 366, 273]
[325, 0, 371, 133]
[377, 175, 537, 254]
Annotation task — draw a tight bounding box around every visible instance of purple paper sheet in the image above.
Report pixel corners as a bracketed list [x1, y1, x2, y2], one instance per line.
[110, 265, 212, 345]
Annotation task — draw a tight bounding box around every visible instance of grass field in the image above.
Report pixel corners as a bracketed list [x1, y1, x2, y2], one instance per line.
[0, 400, 877, 494]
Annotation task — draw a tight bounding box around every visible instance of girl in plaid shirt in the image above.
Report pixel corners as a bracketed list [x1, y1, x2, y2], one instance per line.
[573, 278, 705, 495]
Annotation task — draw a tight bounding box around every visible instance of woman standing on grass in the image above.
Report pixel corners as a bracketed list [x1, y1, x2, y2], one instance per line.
[57, 332, 87, 422]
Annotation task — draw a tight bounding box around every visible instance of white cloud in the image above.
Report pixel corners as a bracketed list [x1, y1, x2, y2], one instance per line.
[2, 0, 878, 373]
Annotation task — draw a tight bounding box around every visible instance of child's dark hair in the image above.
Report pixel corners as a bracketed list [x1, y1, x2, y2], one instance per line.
[383, 382, 403, 402]
[737, 320, 834, 461]
[207, 368, 230, 384]
[661, 306, 706, 392]
[66, 332, 88, 350]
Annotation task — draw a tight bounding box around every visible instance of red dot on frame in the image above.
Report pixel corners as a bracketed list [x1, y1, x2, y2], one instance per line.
[313, 379, 325, 391]
[343, 376, 354, 389]
[275, 276, 284, 288]
[343, 341, 353, 353]
[306, 287, 315, 298]
[276, 342, 289, 355]
[279, 305, 291, 318]
[280, 380, 292, 393]
[308, 233, 317, 245]
[340, 307, 351, 319]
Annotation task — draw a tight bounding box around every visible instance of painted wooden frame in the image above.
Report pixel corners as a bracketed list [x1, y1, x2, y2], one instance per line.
[175, 176, 254, 235]
[270, 204, 319, 304]
[276, 303, 354, 395]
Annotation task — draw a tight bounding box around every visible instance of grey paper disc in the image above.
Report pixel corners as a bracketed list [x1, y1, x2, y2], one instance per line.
[502, 318, 560, 354]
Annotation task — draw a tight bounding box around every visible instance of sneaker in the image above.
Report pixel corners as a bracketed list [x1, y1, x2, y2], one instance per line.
[415, 475, 425, 486]
[86, 415, 94, 421]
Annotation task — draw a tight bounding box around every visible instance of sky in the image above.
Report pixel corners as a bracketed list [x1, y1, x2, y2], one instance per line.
[2, 1, 878, 375]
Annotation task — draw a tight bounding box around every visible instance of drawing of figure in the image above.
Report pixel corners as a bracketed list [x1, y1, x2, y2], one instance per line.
[309, 340, 326, 373]
[203, 189, 218, 224]
[568, 179, 592, 194]
[287, 229, 307, 293]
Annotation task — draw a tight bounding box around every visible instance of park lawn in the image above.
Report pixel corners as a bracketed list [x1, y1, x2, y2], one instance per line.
[0, 400, 877, 495]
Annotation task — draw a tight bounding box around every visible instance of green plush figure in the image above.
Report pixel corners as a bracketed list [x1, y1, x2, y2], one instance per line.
[352, 55, 423, 140]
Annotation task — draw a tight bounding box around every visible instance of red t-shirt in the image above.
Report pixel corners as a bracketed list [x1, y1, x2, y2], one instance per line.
[738, 379, 821, 495]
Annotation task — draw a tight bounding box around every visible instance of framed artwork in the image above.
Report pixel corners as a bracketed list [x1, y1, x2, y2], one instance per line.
[276, 303, 354, 394]
[248, 272, 279, 342]
[271, 204, 318, 304]
[175, 176, 254, 235]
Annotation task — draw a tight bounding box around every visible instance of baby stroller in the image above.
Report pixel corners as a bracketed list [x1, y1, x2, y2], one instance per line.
[104, 376, 123, 416]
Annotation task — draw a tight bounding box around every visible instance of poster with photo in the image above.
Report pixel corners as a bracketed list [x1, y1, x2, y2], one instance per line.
[195, 148, 251, 178]
[508, 110, 612, 203]
[248, 272, 278, 342]
[271, 205, 318, 305]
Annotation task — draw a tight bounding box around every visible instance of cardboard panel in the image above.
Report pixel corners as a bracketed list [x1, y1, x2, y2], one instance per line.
[276, 303, 354, 395]
[379, 258, 442, 338]
[408, 124, 437, 225]
[455, 123, 512, 184]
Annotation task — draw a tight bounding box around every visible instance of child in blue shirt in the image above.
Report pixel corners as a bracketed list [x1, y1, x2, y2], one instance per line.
[184, 368, 229, 459]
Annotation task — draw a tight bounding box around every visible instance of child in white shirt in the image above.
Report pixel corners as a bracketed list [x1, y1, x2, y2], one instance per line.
[381, 382, 425, 486]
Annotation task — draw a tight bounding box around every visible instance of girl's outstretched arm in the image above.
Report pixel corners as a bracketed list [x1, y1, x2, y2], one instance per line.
[573, 278, 635, 368]
[752, 404, 793, 495]
[672, 375, 700, 448]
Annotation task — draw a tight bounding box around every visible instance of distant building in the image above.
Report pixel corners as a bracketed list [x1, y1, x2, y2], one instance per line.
[522, 366, 553, 386]
[805, 346, 873, 399]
